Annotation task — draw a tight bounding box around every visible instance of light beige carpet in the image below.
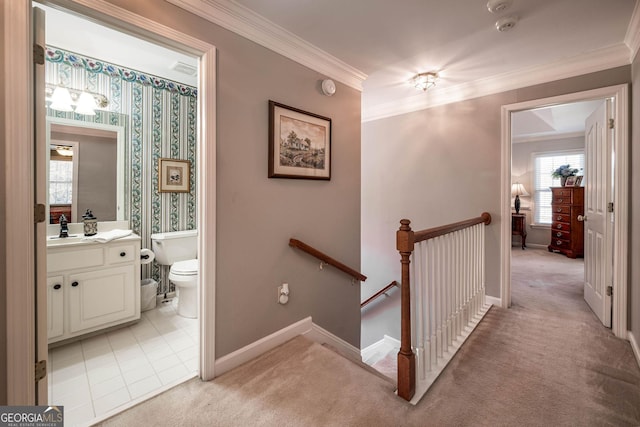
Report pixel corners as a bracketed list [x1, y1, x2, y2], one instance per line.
[99, 248, 640, 426]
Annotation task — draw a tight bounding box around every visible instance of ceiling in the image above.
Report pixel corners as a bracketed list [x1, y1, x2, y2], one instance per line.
[229, 0, 638, 120]
[37, 3, 199, 87]
[38, 0, 638, 132]
[511, 100, 603, 142]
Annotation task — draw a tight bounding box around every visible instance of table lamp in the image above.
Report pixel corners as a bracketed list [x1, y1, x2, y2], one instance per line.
[511, 182, 529, 214]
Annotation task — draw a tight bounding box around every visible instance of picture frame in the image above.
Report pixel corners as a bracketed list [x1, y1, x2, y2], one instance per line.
[158, 158, 190, 193]
[564, 176, 578, 187]
[574, 176, 583, 186]
[268, 100, 331, 180]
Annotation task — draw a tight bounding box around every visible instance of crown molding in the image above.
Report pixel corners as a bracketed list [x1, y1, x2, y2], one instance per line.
[166, 0, 367, 91]
[512, 131, 584, 144]
[625, 0, 640, 62]
[362, 43, 631, 123]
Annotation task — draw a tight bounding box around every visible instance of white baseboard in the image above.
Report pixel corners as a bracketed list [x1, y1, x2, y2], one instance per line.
[628, 330, 640, 369]
[214, 317, 313, 376]
[303, 323, 362, 363]
[526, 243, 548, 250]
[214, 317, 361, 376]
[484, 295, 501, 306]
[361, 335, 400, 361]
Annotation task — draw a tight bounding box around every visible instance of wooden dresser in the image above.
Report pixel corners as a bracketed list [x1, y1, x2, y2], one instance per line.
[548, 186, 584, 258]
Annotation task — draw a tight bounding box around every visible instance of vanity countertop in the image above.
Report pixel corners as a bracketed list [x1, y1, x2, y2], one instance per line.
[47, 232, 140, 248]
[47, 221, 139, 248]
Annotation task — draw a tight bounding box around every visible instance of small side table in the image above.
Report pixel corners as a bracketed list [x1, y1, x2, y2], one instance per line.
[512, 213, 527, 250]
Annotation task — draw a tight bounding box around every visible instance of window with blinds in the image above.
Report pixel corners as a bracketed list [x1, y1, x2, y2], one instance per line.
[49, 159, 73, 204]
[532, 150, 584, 224]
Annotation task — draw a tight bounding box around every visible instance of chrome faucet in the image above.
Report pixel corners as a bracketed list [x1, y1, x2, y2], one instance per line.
[59, 214, 69, 238]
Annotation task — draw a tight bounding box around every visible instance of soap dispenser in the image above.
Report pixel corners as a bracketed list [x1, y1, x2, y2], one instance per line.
[82, 209, 97, 236]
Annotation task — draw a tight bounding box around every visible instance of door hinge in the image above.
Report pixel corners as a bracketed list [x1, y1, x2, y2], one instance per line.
[34, 204, 46, 223]
[607, 202, 614, 213]
[606, 285, 613, 296]
[33, 43, 45, 65]
[35, 360, 46, 382]
[608, 118, 614, 129]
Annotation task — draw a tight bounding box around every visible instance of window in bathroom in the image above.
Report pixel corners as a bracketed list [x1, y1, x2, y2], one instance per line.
[49, 150, 74, 205]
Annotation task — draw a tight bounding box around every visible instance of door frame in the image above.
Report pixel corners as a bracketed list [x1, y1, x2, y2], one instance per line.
[2, 0, 217, 403]
[499, 84, 629, 339]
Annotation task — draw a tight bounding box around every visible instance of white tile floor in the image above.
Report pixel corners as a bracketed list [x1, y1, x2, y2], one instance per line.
[48, 299, 199, 427]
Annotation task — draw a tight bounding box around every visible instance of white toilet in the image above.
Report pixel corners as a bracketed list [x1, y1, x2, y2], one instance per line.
[150, 230, 198, 318]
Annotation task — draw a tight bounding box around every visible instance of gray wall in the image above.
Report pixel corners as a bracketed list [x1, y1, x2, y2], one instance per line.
[631, 50, 640, 345]
[0, 2, 6, 405]
[361, 66, 631, 348]
[51, 130, 118, 221]
[108, 0, 362, 356]
[511, 136, 585, 246]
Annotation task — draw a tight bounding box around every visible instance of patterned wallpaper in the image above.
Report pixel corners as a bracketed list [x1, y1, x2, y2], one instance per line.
[45, 47, 198, 294]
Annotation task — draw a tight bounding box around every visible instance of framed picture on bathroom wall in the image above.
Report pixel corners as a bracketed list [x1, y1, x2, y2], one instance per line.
[268, 100, 331, 180]
[159, 158, 190, 193]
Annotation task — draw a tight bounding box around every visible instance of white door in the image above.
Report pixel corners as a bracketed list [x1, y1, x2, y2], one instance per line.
[33, 5, 49, 404]
[583, 100, 613, 327]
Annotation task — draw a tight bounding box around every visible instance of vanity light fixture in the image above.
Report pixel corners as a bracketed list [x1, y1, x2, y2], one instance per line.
[45, 83, 109, 114]
[49, 85, 74, 112]
[74, 91, 98, 116]
[412, 72, 439, 91]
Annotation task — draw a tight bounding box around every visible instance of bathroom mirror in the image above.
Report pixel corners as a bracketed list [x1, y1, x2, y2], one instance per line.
[46, 115, 128, 224]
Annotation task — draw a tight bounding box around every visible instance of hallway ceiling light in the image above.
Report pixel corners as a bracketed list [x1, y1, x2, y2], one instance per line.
[55, 146, 73, 157]
[45, 83, 109, 114]
[412, 72, 438, 91]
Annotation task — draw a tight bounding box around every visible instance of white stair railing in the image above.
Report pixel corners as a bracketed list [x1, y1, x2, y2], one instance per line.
[396, 213, 493, 403]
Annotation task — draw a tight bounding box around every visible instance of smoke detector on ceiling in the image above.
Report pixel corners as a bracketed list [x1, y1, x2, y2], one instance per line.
[495, 15, 519, 32]
[171, 61, 197, 76]
[486, 0, 513, 14]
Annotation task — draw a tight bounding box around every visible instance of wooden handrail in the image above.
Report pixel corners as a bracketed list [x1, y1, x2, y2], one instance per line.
[395, 212, 491, 401]
[413, 212, 492, 244]
[289, 238, 367, 282]
[360, 281, 399, 308]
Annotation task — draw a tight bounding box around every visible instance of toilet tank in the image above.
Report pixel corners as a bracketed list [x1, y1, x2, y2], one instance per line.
[150, 230, 197, 265]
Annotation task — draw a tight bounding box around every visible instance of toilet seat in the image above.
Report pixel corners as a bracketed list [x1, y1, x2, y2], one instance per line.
[170, 259, 198, 276]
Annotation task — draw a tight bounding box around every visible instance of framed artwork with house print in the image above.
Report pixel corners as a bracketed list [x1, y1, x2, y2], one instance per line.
[268, 100, 331, 180]
[159, 158, 190, 193]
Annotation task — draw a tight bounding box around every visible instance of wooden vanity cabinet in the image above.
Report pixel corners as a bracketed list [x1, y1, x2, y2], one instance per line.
[548, 186, 584, 258]
[47, 236, 141, 344]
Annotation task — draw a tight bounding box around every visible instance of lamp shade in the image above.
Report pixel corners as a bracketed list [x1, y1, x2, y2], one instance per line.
[511, 182, 529, 197]
[49, 86, 73, 112]
[74, 91, 97, 116]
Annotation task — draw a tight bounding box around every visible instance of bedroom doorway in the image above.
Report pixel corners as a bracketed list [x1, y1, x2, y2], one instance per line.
[500, 85, 629, 339]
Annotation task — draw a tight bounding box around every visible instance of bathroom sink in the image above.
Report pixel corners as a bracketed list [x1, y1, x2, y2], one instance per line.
[46, 234, 84, 246]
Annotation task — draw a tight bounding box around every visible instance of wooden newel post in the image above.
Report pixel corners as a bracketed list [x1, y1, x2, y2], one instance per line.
[396, 219, 415, 401]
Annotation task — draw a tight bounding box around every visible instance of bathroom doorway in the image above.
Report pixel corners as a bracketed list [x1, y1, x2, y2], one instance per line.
[30, 1, 217, 423]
